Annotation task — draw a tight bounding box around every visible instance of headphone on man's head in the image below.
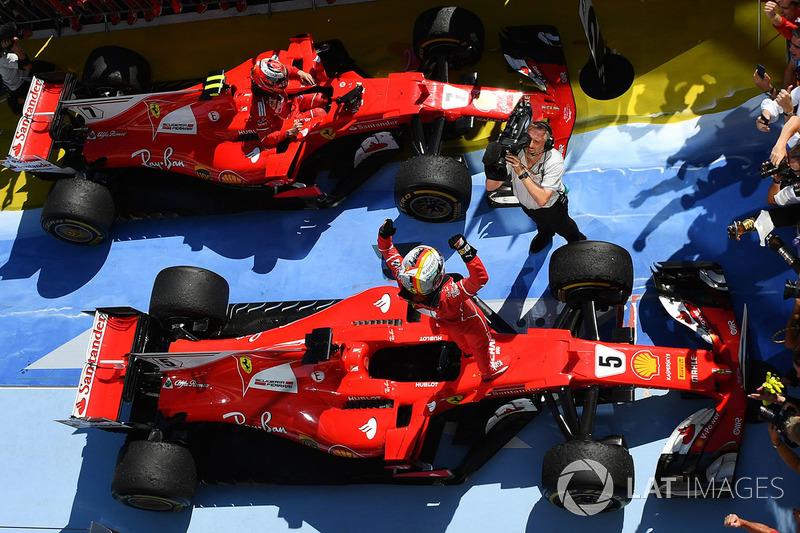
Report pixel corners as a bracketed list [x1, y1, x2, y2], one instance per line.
[531, 120, 554, 151]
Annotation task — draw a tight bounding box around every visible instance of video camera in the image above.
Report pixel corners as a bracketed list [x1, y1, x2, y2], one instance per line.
[482, 100, 532, 180]
[759, 402, 799, 447]
[760, 159, 798, 187]
[0, 22, 21, 53]
[785, 279, 800, 300]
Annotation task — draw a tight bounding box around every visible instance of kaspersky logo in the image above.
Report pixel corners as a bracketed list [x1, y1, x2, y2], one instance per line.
[557, 459, 616, 516]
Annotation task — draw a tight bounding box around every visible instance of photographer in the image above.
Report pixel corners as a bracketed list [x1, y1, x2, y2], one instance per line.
[754, 63, 800, 141]
[749, 374, 800, 472]
[767, 144, 800, 206]
[0, 22, 32, 115]
[484, 120, 585, 254]
[727, 146, 800, 241]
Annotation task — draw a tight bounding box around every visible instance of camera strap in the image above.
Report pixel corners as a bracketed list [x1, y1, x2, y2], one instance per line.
[522, 151, 566, 198]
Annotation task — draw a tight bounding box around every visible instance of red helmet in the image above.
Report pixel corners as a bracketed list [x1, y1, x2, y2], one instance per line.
[252, 56, 288, 93]
[398, 245, 446, 296]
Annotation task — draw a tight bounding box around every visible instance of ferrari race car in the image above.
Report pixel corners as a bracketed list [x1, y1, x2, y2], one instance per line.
[60, 241, 747, 513]
[3, 6, 576, 246]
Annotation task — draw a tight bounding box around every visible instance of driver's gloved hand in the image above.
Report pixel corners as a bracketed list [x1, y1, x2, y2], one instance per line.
[449, 234, 476, 262]
[379, 218, 396, 239]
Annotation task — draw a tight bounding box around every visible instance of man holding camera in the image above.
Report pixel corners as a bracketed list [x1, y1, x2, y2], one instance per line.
[485, 121, 585, 254]
[0, 22, 33, 115]
[728, 144, 800, 241]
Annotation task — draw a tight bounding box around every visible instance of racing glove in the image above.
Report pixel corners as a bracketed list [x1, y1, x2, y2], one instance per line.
[449, 234, 477, 263]
[379, 218, 396, 239]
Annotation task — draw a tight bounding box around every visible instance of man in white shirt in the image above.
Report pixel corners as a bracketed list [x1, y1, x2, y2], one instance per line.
[768, 144, 800, 206]
[485, 121, 585, 253]
[0, 22, 32, 115]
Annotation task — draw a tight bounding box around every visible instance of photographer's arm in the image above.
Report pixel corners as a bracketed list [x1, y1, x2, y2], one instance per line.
[771, 116, 800, 165]
[504, 153, 554, 207]
[485, 177, 504, 192]
[10, 37, 30, 71]
[769, 424, 800, 473]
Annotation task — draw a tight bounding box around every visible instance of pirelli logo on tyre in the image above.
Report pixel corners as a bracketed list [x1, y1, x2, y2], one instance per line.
[399, 189, 461, 221]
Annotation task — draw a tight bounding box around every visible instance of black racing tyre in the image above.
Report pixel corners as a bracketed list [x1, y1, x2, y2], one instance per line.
[40, 178, 115, 246]
[541, 439, 634, 515]
[549, 240, 633, 307]
[149, 266, 230, 331]
[82, 46, 151, 97]
[413, 6, 484, 71]
[395, 155, 472, 223]
[111, 440, 197, 512]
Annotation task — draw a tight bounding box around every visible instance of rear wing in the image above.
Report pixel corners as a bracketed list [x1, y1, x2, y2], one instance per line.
[2, 73, 76, 175]
[58, 309, 143, 430]
[651, 262, 747, 497]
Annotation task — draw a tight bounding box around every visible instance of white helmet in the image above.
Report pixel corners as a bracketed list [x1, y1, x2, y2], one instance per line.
[398, 245, 446, 296]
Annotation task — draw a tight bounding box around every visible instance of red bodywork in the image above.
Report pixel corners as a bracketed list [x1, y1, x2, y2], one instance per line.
[3, 35, 574, 193]
[68, 283, 746, 473]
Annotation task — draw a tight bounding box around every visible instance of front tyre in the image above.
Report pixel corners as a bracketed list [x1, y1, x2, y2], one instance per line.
[149, 266, 230, 335]
[82, 46, 151, 97]
[40, 178, 115, 246]
[541, 439, 634, 515]
[394, 155, 471, 223]
[549, 240, 633, 308]
[413, 6, 484, 72]
[111, 440, 196, 512]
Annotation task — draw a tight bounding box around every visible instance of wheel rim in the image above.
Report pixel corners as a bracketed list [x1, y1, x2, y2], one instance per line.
[52, 221, 100, 244]
[407, 193, 454, 219]
[123, 494, 182, 512]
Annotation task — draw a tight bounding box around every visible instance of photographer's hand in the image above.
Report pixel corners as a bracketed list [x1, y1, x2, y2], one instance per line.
[757, 111, 772, 133]
[768, 423, 782, 447]
[504, 153, 525, 176]
[755, 68, 773, 92]
[778, 87, 795, 114]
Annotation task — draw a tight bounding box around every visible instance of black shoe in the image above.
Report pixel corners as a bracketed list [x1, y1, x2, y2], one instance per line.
[529, 234, 553, 254]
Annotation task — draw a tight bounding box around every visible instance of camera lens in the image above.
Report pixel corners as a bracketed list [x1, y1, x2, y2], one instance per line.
[784, 280, 800, 300]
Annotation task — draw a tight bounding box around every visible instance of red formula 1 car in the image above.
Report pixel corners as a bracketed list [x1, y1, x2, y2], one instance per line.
[2, 7, 576, 246]
[60, 241, 747, 513]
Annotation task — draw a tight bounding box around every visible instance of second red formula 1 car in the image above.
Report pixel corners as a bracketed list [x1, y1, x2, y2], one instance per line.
[60, 241, 747, 514]
[3, 7, 576, 245]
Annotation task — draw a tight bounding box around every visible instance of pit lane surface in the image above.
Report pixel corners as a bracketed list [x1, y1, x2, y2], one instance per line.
[0, 2, 797, 532]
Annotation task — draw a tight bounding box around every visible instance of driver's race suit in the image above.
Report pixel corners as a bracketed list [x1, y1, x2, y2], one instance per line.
[378, 234, 497, 376]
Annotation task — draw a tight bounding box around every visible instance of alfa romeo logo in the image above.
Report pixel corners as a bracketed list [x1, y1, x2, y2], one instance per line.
[556, 459, 615, 516]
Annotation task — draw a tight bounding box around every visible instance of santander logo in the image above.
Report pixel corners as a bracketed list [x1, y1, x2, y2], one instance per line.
[9, 78, 44, 158]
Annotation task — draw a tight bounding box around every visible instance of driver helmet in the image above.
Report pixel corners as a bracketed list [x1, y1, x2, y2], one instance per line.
[252, 55, 288, 93]
[398, 245, 446, 296]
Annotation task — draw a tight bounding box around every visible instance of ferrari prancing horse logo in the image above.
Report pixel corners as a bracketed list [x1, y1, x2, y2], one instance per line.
[320, 128, 335, 140]
[149, 102, 160, 118]
[239, 356, 253, 374]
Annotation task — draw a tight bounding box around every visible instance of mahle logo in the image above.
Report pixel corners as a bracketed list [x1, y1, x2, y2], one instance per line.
[556, 459, 616, 516]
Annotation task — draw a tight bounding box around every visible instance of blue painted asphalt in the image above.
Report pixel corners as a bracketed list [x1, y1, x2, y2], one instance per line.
[2, 94, 800, 532]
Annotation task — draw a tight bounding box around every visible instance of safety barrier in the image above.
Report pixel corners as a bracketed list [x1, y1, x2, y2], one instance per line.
[1, 0, 378, 36]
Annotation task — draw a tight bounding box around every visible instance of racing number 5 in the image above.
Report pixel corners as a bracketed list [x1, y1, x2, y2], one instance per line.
[598, 354, 622, 368]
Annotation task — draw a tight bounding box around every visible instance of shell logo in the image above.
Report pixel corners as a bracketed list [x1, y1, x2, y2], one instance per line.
[631, 351, 659, 380]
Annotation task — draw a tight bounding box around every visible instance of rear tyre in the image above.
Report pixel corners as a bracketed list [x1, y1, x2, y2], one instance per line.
[549, 240, 633, 307]
[149, 266, 230, 334]
[394, 155, 472, 223]
[111, 440, 196, 512]
[541, 439, 634, 515]
[413, 6, 484, 71]
[40, 178, 114, 246]
[82, 46, 151, 97]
